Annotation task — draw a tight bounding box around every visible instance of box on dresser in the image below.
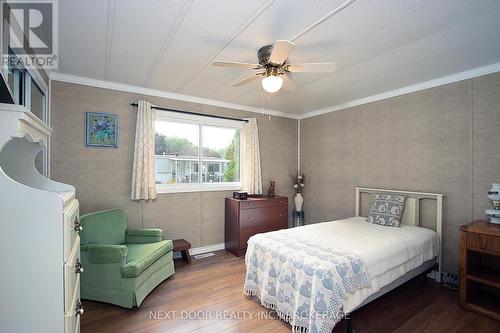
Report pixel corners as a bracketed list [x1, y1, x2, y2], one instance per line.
[225, 195, 288, 257]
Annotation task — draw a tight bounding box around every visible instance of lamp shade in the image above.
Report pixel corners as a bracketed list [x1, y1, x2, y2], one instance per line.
[261, 75, 283, 93]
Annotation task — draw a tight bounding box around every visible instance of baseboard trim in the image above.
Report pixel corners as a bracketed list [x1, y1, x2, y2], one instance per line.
[189, 243, 225, 256]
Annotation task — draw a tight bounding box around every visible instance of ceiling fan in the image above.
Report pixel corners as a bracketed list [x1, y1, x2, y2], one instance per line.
[211, 40, 337, 93]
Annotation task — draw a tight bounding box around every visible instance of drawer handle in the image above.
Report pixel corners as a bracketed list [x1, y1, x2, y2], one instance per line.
[75, 259, 84, 274]
[75, 301, 84, 317]
[248, 217, 253, 220]
[73, 216, 83, 232]
[249, 202, 254, 206]
[480, 235, 488, 248]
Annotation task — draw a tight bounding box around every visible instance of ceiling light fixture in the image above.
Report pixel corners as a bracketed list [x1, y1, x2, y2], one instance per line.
[261, 67, 283, 93]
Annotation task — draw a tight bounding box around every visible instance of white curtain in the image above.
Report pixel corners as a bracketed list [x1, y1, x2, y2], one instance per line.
[131, 100, 157, 200]
[241, 118, 262, 194]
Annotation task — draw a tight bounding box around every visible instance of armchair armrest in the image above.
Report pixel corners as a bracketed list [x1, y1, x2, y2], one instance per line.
[125, 228, 163, 244]
[81, 244, 128, 264]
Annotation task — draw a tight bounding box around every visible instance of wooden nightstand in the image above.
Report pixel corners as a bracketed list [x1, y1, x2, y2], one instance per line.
[459, 220, 500, 321]
[173, 239, 192, 264]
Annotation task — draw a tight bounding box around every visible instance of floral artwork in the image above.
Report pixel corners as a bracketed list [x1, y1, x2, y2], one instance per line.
[85, 112, 118, 148]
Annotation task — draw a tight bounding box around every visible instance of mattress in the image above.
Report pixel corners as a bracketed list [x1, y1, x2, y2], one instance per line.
[265, 216, 440, 313]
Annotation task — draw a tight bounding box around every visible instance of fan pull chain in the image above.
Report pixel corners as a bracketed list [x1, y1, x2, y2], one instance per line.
[267, 96, 271, 120]
[259, 90, 271, 120]
[260, 90, 265, 117]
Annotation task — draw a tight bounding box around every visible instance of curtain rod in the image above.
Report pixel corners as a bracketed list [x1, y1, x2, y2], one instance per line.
[130, 103, 249, 123]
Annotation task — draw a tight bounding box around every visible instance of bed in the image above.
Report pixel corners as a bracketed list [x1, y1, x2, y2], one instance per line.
[243, 188, 443, 333]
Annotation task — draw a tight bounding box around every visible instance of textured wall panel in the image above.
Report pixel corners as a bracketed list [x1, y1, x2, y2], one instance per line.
[51, 81, 297, 248]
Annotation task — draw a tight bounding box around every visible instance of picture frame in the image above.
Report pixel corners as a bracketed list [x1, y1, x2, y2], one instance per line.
[85, 112, 119, 148]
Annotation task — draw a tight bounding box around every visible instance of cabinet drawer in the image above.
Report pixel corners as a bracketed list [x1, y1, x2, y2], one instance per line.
[240, 206, 287, 229]
[239, 198, 287, 210]
[468, 232, 500, 253]
[64, 199, 80, 261]
[75, 314, 81, 333]
[239, 226, 274, 249]
[64, 276, 81, 333]
[64, 236, 81, 314]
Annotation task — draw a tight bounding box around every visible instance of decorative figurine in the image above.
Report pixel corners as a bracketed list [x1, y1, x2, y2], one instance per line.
[268, 180, 276, 197]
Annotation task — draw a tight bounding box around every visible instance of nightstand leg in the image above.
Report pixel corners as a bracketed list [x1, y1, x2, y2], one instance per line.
[182, 249, 191, 263]
[459, 230, 467, 306]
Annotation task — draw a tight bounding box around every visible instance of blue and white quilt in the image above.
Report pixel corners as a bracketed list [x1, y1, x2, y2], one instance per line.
[244, 229, 370, 333]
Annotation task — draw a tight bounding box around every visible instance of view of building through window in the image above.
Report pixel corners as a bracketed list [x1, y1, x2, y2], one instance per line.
[155, 119, 240, 186]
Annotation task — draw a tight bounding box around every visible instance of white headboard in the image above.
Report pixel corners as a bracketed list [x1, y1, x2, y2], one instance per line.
[355, 187, 443, 282]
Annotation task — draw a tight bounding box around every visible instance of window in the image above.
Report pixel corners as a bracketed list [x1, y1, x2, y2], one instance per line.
[29, 78, 46, 122]
[155, 112, 242, 193]
[7, 64, 24, 105]
[6, 48, 49, 176]
[7, 48, 48, 122]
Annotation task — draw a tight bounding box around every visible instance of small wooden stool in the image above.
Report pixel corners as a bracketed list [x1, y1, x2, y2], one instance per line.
[173, 239, 191, 263]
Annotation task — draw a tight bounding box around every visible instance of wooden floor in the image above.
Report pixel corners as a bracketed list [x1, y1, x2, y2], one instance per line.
[82, 251, 500, 333]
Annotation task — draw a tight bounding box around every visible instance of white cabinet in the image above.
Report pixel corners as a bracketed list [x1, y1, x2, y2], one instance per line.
[0, 103, 81, 333]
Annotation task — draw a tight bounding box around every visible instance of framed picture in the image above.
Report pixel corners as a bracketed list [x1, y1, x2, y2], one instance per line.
[85, 112, 119, 148]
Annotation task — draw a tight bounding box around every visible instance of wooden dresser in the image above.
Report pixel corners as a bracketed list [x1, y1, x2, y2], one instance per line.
[459, 220, 500, 321]
[225, 195, 288, 257]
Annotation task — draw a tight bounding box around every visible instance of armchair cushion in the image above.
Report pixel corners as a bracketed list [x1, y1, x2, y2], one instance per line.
[126, 228, 163, 244]
[121, 240, 173, 278]
[82, 244, 128, 264]
[80, 209, 127, 245]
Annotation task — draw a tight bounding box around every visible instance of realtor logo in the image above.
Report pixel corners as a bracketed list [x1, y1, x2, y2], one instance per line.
[2, 0, 58, 69]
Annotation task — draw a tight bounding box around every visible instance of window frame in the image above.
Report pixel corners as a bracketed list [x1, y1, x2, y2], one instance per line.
[155, 111, 243, 194]
[6, 48, 50, 176]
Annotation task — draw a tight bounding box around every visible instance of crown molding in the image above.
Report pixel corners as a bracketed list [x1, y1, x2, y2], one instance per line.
[50, 61, 500, 121]
[49, 72, 299, 119]
[300, 62, 500, 119]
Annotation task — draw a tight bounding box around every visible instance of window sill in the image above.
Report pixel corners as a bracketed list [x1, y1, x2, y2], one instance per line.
[156, 183, 241, 194]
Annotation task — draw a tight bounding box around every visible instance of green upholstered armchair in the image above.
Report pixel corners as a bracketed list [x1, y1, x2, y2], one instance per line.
[79, 209, 174, 308]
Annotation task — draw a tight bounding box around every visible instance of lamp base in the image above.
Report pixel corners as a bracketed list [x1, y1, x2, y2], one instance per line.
[485, 209, 500, 224]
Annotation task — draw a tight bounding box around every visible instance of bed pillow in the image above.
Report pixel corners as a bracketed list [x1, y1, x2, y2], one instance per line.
[367, 192, 407, 227]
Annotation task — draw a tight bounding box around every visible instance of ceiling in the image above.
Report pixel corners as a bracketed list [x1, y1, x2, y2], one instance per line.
[55, 0, 500, 116]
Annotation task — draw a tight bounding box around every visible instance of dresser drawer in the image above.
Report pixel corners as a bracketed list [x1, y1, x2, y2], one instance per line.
[239, 198, 287, 210]
[240, 205, 287, 229]
[64, 199, 80, 261]
[239, 226, 274, 249]
[64, 276, 82, 333]
[64, 236, 81, 314]
[467, 232, 500, 253]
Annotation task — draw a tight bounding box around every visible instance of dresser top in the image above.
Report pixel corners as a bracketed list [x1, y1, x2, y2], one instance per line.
[227, 195, 287, 202]
[460, 220, 500, 236]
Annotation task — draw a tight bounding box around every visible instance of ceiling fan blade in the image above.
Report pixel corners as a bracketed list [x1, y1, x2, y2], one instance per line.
[282, 74, 297, 91]
[286, 62, 337, 73]
[269, 40, 295, 65]
[212, 61, 261, 69]
[233, 73, 262, 87]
